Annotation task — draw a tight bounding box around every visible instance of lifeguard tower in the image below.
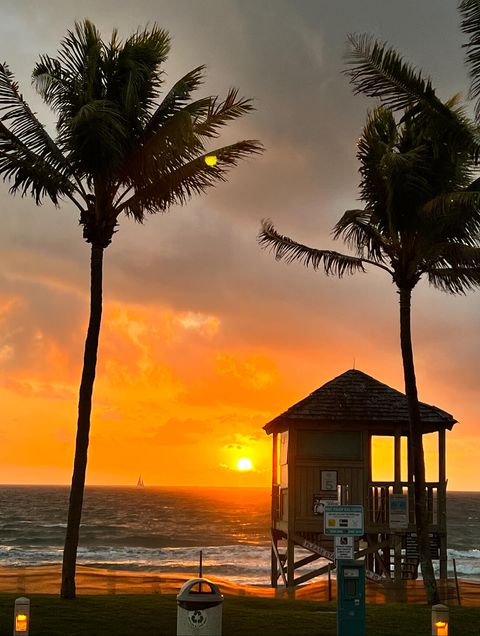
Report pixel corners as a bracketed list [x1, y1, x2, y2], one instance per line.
[264, 369, 456, 589]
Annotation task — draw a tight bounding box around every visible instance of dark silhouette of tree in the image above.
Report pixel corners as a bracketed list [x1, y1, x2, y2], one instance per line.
[259, 40, 480, 602]
[460, 1, 480, 122]
[0, 20, 262, 599]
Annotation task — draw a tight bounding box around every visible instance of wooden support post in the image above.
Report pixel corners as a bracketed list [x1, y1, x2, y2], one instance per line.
[287, 428, 296, 592]
[365, 433, 372, 524]
[453, 558, 461, 605]
[438, 428, 446, 490]
[393, 425, 402, 583]
[286, 535, 296, 597]
[394, 426, 401, 494]
[271, 432, 279, 587]
[438, 427, 448, 580]
[393, 533, 402, 583]
[271, 530, 287, 587]
[286, 539, 295, 588]
[271, 543, 278, 587]
[272, 432, 278, 487]
[407, 434, 414, 526]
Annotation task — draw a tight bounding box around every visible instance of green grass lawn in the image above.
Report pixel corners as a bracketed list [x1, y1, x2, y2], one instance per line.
[0, 594, 479, 635]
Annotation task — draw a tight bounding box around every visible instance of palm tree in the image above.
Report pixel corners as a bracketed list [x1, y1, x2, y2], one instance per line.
[0, 20, 262, 599]
[259, 97, 480, 603]
[460, 0, 480, 121]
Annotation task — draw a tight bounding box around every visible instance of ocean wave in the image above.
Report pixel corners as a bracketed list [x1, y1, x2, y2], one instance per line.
[0, 542, 334, 586]
[1, 487, 480, 585]
[0, 545, 274, 585]
[448, 548, 480, 560]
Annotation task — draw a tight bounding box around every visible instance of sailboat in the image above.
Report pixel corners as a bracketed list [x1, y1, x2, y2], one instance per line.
[136, 474, 144, 488]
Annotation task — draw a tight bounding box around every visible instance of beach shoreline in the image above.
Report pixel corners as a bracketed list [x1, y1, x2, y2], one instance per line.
[0, 565, 274, 597]
[2, 565, 480, 605]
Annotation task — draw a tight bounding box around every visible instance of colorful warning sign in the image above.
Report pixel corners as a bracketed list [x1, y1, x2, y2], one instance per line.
[324, 505, 364, 536]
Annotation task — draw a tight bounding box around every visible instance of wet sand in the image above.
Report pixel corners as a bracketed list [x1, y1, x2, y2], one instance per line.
[0, 565, 478, 605]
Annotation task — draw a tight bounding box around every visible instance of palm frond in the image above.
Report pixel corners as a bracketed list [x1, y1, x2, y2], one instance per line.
[118, 109, 200, 187]
[32, 56, 71, 114]
[0, 126, 74, 203]
[333, 209, 393, 263]
[427, 264, 480, 293]
[437, 242, 480, 264]
[32, 22, 109, 162]
[69, 99, 125, 143]
[419, 191, 480, 239]
[0, 63, 75, 203]
[420, 240, 480, 271]
[143, 66, 206, 136]
[194, 88, 256, 139]
[0, 63, 70, 171]
[33, 22, 105, 124]
[345, 33, 440, 111]
[107, 24, 171, 119]
[119, 140, 263, 220]
[355, 106, 437, 234]
[58, 20, 103, 87]
[460, 0, 480, 119]
[357, 107, 436, 209]
[258, 219, 367, 277]
[355, 107, 396, 227]
[345, 33, 480, 155]
[404, 92, 480, 163]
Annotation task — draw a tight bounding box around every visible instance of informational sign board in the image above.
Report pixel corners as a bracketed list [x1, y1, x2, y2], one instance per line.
[324, 505, 364, 536]
[405, 532, 440, 560]
[313, 491, 339, 516]
[389, 493, 409, 529]
[297, 535, 335, 561]
[321, 470, 337, 491]
[335, 535, 354, 561]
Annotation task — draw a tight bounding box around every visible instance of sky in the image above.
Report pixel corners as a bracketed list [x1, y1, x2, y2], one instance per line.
[0, 0, 478, 489]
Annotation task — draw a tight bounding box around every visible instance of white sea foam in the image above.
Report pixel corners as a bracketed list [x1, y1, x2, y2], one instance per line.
[448, 548, 480, 560]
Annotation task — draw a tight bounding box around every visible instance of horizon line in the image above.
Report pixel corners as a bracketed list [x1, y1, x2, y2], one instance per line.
[0, 483, 479, 493]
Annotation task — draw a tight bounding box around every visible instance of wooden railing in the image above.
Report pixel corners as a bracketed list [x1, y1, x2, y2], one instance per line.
[367, 481, 445, 529]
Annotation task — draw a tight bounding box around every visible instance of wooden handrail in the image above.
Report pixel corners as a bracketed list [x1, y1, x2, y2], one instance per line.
[368, 481, 443, 487]
[366, 481, 444, 527]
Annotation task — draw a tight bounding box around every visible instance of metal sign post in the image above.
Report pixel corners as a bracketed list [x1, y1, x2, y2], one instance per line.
[324, 507, 365, 636]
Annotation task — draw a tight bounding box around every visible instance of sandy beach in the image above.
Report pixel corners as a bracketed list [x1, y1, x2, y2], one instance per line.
[1, 565, 479, 605]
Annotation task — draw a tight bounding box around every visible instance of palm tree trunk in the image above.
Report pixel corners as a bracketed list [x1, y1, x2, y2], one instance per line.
[398, 287, 439, 605]
[61, 244, 104, 599]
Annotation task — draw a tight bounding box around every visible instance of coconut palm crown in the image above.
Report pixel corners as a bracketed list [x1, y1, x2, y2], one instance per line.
[261, 101, 480, 294]
[0, 19, 262, 599]
[0, 20, 260, 245]
[259, 35, 480, 605]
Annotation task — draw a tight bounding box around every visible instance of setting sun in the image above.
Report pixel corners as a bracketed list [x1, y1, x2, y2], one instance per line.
[236, 457, 253, 471]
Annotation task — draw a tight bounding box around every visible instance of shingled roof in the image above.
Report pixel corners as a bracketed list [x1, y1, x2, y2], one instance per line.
[264, 369, 457, 435]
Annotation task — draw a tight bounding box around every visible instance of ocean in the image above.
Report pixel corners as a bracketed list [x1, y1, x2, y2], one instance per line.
[0, 486, 478, 585]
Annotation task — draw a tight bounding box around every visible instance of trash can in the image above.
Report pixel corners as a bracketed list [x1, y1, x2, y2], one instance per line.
[177, 578, 223, 635]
